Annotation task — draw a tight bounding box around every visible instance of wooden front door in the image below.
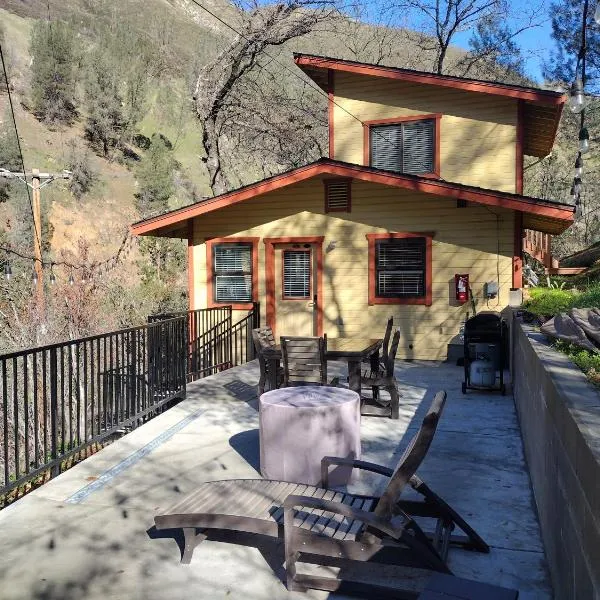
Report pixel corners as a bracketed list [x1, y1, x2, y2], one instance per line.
[274, 244, 318, 337]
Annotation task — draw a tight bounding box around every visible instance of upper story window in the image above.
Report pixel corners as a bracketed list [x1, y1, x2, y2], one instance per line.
[367, 115, 440, 177]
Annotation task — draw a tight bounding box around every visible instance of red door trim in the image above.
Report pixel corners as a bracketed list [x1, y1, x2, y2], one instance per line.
[264, 236, 325, 338]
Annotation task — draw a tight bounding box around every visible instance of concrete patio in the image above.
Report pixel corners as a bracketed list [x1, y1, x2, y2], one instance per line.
[0, 360, 551, 599]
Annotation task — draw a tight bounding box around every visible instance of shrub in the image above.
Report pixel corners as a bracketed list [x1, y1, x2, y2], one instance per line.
[571, 283, 600, 310]
[554, 341, 600, 387]
[523, 287, 575, 317]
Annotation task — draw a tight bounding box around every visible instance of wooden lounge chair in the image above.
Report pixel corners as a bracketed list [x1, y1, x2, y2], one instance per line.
[154, 390, 489, 596]
[361, 329, 401, 419]
[252, 327, 282, 395]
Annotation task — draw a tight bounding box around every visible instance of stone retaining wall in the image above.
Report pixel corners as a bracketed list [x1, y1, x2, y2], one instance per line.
[512, 320, 600, 599]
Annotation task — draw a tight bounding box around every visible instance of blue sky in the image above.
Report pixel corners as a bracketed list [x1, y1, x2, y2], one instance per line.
[452, 16, 555, 83]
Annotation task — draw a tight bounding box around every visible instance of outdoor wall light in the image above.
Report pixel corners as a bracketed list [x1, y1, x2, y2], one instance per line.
[326, 240, 337, 252]
[570, 79, 585, 113]
[575, 153, 584, 177]
[579, 127, 590, 153]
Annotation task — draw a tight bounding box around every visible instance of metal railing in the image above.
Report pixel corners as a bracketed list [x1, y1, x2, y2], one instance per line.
[1, 304, 260, 497]
[0, 316, 187, 497]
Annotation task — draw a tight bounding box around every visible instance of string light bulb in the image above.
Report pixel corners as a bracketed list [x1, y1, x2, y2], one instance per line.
[4, 261, 12, 281]
[68, 272, 75, 286]
[31, 268, 38, 286]
[570, 79, 585, 113]
[49, 267, 56, 285]
[574, 153, 584, 177]
[573, 176, 582, 200]
[579, 127, 590, 153]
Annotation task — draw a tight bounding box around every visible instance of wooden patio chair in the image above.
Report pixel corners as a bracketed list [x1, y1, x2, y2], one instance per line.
[252, 327, 282, 395]
[154, 391, 489, 597]
[361, 328, 401, 419]
[362, 315, 394, 373]
[281, 335, 329, 387]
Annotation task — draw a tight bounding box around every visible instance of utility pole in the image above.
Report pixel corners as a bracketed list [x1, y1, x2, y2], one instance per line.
[0, 168, 71, 311]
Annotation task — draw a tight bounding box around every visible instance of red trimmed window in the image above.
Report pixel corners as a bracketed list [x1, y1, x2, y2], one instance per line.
[365, 114, 441, 178]
[324, 178, 351, 212]
[367, 232, 432, 306]
[206, 238, 258, 309]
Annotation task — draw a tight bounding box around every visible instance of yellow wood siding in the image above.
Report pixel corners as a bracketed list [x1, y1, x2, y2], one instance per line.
[333, 72, 518, 193]
[192, 179, 514, 360]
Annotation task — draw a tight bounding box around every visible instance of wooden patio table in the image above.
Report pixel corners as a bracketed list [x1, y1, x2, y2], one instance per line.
[263, 337, 382, 399]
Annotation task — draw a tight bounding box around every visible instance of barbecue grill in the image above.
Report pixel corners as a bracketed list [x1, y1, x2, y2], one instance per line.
[462, 312, 507, 394]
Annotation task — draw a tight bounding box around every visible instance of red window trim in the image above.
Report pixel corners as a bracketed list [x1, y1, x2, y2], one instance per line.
[281, 248, 312, 301]
[205, 237, 259, 310]
[363, 113, 442, 179]
[323, 178, 352, 213]
[366, 232, 433, 306]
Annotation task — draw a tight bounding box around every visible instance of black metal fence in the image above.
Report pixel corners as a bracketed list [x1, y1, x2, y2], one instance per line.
[0, 304, 259, 497]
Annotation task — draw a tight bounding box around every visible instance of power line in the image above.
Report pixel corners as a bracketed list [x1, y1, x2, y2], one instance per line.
[0, 230, 135, 272]
[186, 0, 388, 144]
[0, 41, 45, 263]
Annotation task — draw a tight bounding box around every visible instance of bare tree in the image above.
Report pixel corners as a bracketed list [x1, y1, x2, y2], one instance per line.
[332, 3, 406, 66]
[192, 0, 340, 196]
[396, 0, 543, 76]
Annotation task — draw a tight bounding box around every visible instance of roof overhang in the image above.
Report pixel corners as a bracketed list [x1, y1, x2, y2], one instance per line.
[131, 160, 574, 238]
[294, 53, 566, 158]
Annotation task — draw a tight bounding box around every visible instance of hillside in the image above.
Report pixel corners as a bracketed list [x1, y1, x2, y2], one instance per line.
[0, 0, 585, 352]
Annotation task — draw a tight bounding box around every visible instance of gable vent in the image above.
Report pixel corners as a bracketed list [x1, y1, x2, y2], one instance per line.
[324, 179, 351, 212]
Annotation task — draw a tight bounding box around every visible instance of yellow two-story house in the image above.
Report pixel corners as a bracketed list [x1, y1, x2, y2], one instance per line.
[132, 53, 574, 360]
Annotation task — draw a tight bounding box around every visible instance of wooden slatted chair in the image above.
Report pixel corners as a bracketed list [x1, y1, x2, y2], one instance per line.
[281, 336, 328, 387]
[153, 391, 489, 597]
[252, 327, 282, 395]
[361, 328, 401, 419]
[362, 316, 394, 373]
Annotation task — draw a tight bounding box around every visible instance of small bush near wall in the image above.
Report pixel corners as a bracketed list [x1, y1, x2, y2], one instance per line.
[524, 287, 575, 318]
[553, 340, 600, 387]
[524, 282, 600, 320]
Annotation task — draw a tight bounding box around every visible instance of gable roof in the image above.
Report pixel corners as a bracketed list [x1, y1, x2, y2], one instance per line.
[294, 53, 566, 158]
[131, 159, 574, 238]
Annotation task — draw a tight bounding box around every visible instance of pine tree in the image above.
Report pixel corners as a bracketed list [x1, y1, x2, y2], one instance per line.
[29, 21, 77, 124]
[84, 48, 126, 156]
[135, 134, 176, 215]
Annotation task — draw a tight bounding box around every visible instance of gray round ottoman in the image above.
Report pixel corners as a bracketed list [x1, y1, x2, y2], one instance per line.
[259, 385, 361, 486]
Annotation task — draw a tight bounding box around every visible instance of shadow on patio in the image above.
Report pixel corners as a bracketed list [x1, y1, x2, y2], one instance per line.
[0, 360, 550, 599]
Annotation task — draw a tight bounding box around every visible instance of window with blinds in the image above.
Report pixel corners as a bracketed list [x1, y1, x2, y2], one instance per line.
[376, 237, 426, 298]
[324, 179, 351, 212]
[370, 119, 435, 175]
[283, 250, 311, 299]
[213, 243, 253, 303]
